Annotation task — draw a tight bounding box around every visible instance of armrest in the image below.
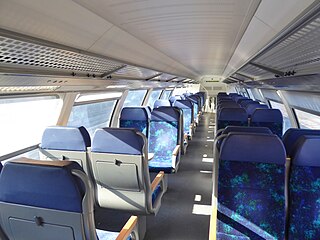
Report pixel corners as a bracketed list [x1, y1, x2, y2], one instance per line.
[116, 216, 138, 240]
[151, 171, 165, 192]
[148, 153, 155, 161]
[172, 145, 180, 156]
[286, 157, 291, 161]
[184, 133, 188, 141]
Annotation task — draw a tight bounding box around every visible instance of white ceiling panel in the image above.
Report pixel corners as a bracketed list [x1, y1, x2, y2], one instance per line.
[74, 0, 261, 75]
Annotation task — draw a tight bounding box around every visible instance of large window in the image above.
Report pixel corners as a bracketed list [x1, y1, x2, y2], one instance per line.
[294, 109, 320, 129]
[68, 100, 117, 136]
[269, 100, 292, 133]
[0, 96, 62, 157]
[247, 89, 254, 99]
[123, 90, 147, 107]
[161, 90, 172, 100]
[147, 90, 162, 109]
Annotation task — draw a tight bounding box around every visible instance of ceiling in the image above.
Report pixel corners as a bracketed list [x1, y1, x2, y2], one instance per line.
[0, 0, 317, 81]
[73, 0, 260, 76]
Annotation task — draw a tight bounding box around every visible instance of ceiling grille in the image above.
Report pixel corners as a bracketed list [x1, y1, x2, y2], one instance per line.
[0, 36, 125, 74]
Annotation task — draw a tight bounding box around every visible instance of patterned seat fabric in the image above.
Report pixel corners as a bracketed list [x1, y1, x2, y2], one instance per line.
[250, 109, 283, 138]
[217, 133, 286, 239]
[173, 100, 193, 135]
[120, 107, 150, 138]
[149, 107, 182, 173]
[282, 128, 320, 157]
[288, 135, 320, 240]
[217, 108, 248, 130]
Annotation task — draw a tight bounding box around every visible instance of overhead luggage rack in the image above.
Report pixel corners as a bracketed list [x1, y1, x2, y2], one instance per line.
[0, 29, 194, 85]
[226, 2, 320, 83]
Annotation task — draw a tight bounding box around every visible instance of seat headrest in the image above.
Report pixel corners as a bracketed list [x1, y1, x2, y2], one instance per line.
[251, 109, 283, 122]
[0, 158, 85, 212]
[220, 133, 286, 164]
[292, 136, 320, 167]
[153, 99, 171, 108]
[246, 104, 269, 116]
[282, 128, 320, 156]
[120, 107, 150, 120]
[151, 107, 181, 122]
[222, 126, 272, 135]
[218, 108, 248, 121]
[41, 126, 91, 151]
[173, 100, 193, 109]
[92, 128, 145, 155]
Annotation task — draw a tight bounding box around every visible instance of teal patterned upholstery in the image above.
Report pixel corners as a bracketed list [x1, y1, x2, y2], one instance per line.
[288, 136, 320, 240]
[120, 119, 148, 136]
[148, 107, 182, 173]
[217, 133, 286, 239]
[120, 107, 150, 138]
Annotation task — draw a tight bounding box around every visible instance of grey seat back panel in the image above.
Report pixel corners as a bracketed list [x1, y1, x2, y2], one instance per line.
[39, 149, 89, 174]
[0, 203, 86, 240]
[91, 152, 154, 214]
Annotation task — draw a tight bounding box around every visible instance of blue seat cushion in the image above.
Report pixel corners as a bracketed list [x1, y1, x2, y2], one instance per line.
[0, 159, 85, 213]
[41, 126, 91, 151]
[282, 128, 320, 157]
[152, 184, 162, 205]
[96, 229, 131, 240]
[92, 128, 144, 155]
[120, 119, 148, 137]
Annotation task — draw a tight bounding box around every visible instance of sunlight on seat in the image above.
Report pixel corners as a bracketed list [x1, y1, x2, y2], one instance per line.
[218, 204, 275, 239]
[194, 194, 202, 202]
[202, 157, 214, 163]
[192, 204, 212, 216]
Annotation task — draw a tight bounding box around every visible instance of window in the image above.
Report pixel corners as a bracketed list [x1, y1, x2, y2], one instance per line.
[269, 100, 291, 132]
[0, 96, 62, 157]
[68, 100, 117, 136]
[161, 90, 172, 100]
[247, 89, 254, 99]
[147, 90, 162, 109]
[123, 90, 147, 107]
[294, 109, 320, 129]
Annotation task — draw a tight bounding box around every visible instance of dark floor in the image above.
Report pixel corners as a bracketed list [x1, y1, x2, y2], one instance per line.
[144, 113, 215, 240]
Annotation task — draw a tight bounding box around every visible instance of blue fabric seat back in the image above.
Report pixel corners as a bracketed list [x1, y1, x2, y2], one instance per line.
[241, 100, 259, 107]
[92, 128, 144, 155]
[120, 107, 150, 138]
[0, 159, 85, 213]
[153, 99, 171, 108]
[217, 108, 248, 130]
[245, 103, 269, 117]
[149, 107, 182, 173]
[236, 97, 248, 104]
[217, 133, 286, 239]
[282, 128, 320, 157]
[188, 95, 201, 111]
[288, 136, 320, 239]
[41, 126, 91, 151]
[250, 109, 283, 138]
[216, 126, 272, 152]
[173, 100, 193, 134]
[239, 99, 253, 107]
[187, 97, 199, 121]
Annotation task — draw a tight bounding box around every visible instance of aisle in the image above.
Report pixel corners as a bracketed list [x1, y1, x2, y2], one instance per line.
[145, 112, 215, 240]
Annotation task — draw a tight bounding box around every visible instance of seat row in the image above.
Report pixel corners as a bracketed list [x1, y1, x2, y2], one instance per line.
[216, 93, 283, 138]
[213, 126, 320, 239]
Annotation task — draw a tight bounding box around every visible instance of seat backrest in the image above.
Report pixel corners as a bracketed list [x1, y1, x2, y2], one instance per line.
[241, 100, 259, 107]
[149, 107, 182, 173]
[40, 126, 91, 174]
[239, 99, 253, 107]
[120, 107, 150, 138]
[245, 103, 269, 117]
[0, 158, 96, 240]
[236, 97, 248, 104]
[288, 135, 320, 239]
[91, 128, 164, 214]
[173, 100, 193, 135]
[250, 109, 283, 138]
[187, 97, 199, 122]
[217, 133, 286, 239]
[217, 108, 248, 130]
[153, 99, 171, 108]
[282, 128, 320, 157]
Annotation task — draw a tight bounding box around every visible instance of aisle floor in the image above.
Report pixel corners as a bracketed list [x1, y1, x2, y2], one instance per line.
[144, 112, 215, 240]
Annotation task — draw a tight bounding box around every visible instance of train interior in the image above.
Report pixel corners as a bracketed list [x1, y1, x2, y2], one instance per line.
[0, 0, 320, 239]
